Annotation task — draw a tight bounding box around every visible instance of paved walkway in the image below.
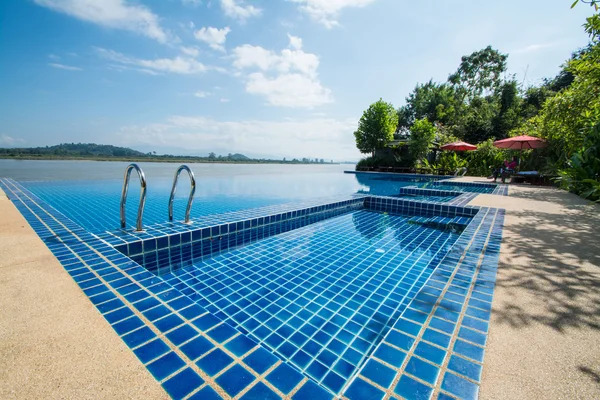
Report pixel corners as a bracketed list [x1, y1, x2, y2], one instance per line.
[468, 183, 600, 399]
[0, 189, 166, 399]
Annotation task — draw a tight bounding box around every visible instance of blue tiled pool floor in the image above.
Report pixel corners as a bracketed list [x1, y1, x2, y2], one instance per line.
[160, 210, 462, 393]
[0, 177, 505, 400]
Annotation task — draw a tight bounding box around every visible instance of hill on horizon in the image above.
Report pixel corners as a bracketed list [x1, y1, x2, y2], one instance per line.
[0, 142, 255, 160]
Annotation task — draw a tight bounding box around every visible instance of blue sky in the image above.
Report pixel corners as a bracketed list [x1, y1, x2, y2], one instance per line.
[0, 0, 595, 160]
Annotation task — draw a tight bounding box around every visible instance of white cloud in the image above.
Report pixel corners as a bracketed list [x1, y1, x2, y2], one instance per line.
[48, 53, 61, 60]
[288, 34, 303, 50]
[194, 26, 231, 51]
[246, 73, 332, 108]
[0, 135, 25, 146]
[232, 35, 331, 107]
[220, 98, 230, 102]
[96, 47, 208, 74]
[116, 115, 360, 160]
[48, 62, 82, 71]
[34, 0, 171, 43]
[289, 0, 376, 28]
[220, 0, 261, 22]
[180, 46, 200, 57]
[194, 91, 211, 98]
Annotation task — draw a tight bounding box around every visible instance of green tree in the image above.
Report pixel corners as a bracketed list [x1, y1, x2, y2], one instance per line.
[449, 46, 508, 100]
[453, 97, 498, 144]
[408, 118, 436, 164]
[520, 13, 600, 168]
[492, 80, 523, 139]
[396, 81, 460, 135]
[354, 99, 398, 156]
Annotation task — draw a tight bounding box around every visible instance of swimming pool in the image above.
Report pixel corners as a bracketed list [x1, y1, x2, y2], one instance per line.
[0, 165, 505, 400]
[158, 209, 465, 393]
[18, 169, 461, 234]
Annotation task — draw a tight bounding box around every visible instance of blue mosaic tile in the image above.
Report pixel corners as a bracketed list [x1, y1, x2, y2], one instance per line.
[162, 368, 204, 400]
[179, 336, 214, 361]
[146, 352, 186, 381]
[447, 355, 483, 383]
[386, 330, 416, 352]
[224, 334, 257, 357]
[166, 325, 198, 346]
[458, 326, 487, 347]
[344, 377, 385, 400]
[134, 339, 170, 364]
[374, 343, 407, 367]
[441, 372, 479, 400]
[113, 316, 144, 335]
[266, 363, 303, 394]
[196, 349, 233, 376]
[422, 328, 452, 349]
[188, 385, 222, 400]
[453, 339, 485, 363]
[405, 356, 440, 385]
[394, 374, 433, 400]
[243, 347, 279, 374]
[240, 382, 280, 400]
[215, 364, 255, 397]
[361, 359, 396, 389]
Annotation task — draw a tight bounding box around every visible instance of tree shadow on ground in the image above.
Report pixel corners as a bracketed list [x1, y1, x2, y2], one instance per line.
[579, 366, 600, 385]
[491, 199, 600, 333]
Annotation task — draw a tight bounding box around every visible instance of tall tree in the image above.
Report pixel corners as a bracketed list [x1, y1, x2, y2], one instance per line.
[408, 118, 437, 164]
[493, 80, 522, 139]
[449, 46, 508, 100]
[454, 97, 498, 144]
[397, 81, 460, 135]
[354, 99, 398, 156]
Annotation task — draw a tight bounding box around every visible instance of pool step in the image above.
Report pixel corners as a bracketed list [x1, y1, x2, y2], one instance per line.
[408, 215, 471, 231]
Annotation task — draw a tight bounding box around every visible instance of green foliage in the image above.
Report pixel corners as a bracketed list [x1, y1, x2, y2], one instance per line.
[556, 121, 600, 202]
[449, 46, 508, 100]
[493, 80, 523, 139]
[441, 152, 468, 172]
[571, 0, 599, 11]
[354, 99, 398, 155]
[356, 156, 386, 169]
[518, 12, 600, 169]
[0, 143, 325, 164]
[466, 139, 508, 177]
[0, 143, 148, 157]
[453, 97, 498, 144]
[397, 81, 459, 133]
[408, 118, 436, 164]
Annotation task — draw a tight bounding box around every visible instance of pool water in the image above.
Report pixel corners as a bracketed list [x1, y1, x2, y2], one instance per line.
[21, 172, 450, 233]
[159, 209, 463, 393]
[0, 170, 501, 400]
[419, 182, 496, 194]
[394, 193, 456, 202]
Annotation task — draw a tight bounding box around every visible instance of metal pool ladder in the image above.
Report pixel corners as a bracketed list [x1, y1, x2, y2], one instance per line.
[120, 164, 147, 231]
[169, 165, 196, 224]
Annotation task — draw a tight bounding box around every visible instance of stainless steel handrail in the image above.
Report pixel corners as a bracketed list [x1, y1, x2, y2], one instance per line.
[169, 165, 196, 224]
[120, 164, 147, 231]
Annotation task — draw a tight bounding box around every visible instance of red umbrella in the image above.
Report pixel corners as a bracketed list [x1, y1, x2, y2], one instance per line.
[440, 141, 477, 151]
[493, 135, 547, 150]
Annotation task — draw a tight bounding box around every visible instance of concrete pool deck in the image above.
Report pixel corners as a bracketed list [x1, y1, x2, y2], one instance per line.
[462, 178, 600, 399]
[1, 181, 599, 399]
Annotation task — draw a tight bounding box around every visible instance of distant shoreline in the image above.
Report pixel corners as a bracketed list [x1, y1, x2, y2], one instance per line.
[0, 155, 344, 165]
